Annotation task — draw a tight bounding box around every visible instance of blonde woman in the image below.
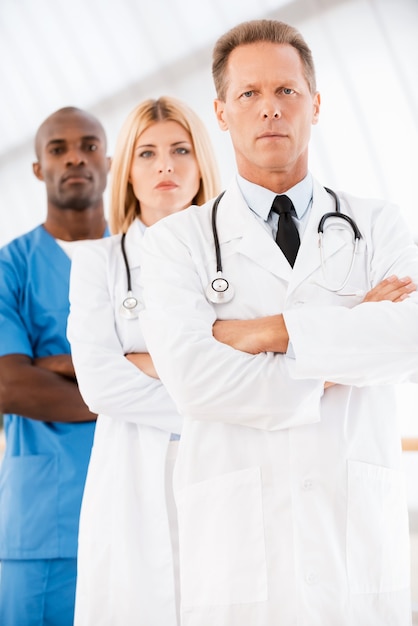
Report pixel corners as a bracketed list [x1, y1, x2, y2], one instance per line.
[67, 96, 220, 626]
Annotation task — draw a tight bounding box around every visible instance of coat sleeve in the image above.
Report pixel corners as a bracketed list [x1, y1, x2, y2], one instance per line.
[67, 240, 182, 433]
[139, 217, 324, 432]
[284, 200, 418, 384]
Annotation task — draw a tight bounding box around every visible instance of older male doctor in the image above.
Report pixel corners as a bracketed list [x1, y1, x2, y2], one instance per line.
[139, 19, 418, 626]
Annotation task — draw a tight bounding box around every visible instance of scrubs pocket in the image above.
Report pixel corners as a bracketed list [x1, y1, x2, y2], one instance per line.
[346, 459, 410, 594]
[0, 455, 58, 553]
[176, 465, 267, 608]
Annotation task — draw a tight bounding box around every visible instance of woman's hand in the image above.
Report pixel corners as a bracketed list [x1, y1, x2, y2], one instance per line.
[125, 353, 159, 379]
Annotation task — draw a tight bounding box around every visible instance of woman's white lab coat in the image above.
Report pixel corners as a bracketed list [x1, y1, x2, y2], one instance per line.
[139, 179, 418, 626]
[67, 219, 182, 626]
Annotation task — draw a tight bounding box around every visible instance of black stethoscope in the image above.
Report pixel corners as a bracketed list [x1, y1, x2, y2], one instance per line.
[205, 186, 362, 304]
[119, 186, 363, 317]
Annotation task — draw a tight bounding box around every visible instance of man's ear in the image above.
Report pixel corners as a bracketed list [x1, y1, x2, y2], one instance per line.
[312, 91, 321, 125]
[214, 99, 228, 131]
[32, 162, 44, 181]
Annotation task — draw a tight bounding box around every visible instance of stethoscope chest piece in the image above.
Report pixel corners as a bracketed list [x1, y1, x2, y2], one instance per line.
[206, 271, 235, 304]
[120, 290, 139, 320]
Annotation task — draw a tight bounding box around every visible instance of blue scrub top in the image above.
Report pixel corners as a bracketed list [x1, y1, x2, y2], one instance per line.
[0, 225, 99, 559]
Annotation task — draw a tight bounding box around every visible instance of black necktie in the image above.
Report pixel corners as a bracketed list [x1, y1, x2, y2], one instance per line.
[271, 195, 300, 267]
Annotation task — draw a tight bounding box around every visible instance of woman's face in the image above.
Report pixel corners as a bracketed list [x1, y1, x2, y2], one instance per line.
[129, 119, 201, 226]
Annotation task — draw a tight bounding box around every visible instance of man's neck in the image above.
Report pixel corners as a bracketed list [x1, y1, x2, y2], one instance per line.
[237, 159, 308, 195]
[43, 204, 107, 241]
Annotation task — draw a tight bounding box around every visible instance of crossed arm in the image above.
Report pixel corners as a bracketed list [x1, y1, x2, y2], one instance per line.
[212, 275, 416, 355]
[125, 276, 416, 380]
[0, 353, 97, 422]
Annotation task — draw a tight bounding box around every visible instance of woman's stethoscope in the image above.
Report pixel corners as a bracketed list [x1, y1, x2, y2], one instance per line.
[120, 232, 141, 319]
[119, 186, 363, 317]
[205, 186, 362, 304]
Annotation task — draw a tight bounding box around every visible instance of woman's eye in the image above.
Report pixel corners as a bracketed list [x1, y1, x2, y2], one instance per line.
[139, 150, 153, 158]
[175, 147, 189, 155]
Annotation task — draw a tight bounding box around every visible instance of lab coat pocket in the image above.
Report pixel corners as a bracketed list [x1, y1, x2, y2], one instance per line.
[346, 459, 410, 594]
[176, 465, 267, 608]
[0, 455, 58, 553]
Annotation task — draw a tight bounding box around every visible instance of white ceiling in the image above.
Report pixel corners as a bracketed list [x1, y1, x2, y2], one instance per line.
[0, 0, 417, 245]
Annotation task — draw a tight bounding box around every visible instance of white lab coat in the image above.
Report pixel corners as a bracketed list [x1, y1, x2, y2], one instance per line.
[67, 219, 182, 626]
[139, 178, 418, 626]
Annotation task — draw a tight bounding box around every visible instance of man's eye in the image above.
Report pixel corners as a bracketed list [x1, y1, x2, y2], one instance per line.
[88, 144, 98, 152]
[283, 88, 294, 95]
[242, 91, 253, 98]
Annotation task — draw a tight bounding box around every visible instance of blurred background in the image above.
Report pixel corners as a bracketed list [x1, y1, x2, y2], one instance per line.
[1, 0, 417, 245]
[0, 0, 417, 614]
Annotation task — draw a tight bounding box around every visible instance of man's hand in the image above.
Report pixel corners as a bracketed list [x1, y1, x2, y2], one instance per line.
[0, 353, 96, 422]
[34, 354, 76, 379]
[213, 314, 288, 355]
[362, 275, 416, 303]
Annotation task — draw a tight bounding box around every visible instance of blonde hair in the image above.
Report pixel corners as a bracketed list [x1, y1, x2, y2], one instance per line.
[213, 19, 317, 101]
[109, 96, 221, 234]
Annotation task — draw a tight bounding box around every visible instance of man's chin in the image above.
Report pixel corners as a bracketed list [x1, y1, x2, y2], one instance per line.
[56, 197, 91, 211]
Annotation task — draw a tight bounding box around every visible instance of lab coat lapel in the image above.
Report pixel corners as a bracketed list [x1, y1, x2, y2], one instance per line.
[216, 181, 293, 281]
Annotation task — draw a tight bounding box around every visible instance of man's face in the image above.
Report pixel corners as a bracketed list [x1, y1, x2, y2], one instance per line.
[214, 41, 320, 189]
[33, 111, 110, 210]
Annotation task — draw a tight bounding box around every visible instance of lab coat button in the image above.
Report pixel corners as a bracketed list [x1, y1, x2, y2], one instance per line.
[302, 478, 313, 491]
[305, 571, 318, 585]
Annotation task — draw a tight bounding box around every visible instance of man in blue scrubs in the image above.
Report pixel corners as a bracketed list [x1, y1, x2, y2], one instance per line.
[0, 107, 110, 625]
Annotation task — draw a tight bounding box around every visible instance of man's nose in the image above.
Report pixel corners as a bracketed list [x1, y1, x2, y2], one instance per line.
[262, 98, 281, 119]
[65, 149, 86, 166]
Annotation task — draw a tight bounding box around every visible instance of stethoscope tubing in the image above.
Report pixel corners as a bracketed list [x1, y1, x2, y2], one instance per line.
[211, 190, 226, 274]
[319, 187, 362, 240]
[121, 232, 132, 293]
[207, 186, 362, 301]
[120, 232, 140, 317]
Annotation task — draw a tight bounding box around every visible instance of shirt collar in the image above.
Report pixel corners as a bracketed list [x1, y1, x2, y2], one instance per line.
[236, 172, 313, 221]
[136, 217, 147, 233]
